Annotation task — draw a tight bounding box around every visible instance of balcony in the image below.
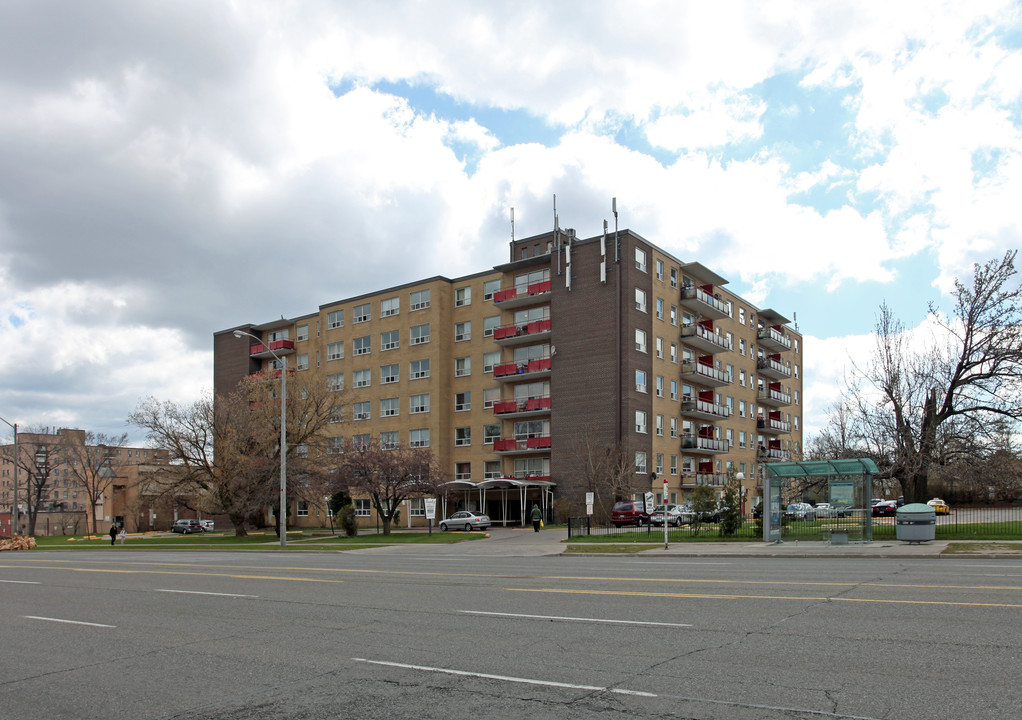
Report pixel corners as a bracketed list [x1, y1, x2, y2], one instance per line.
[493, 318, 552, 346]
[757, 355, 791, 380]
[758, 385, 792, 407]
[757, 416, 791, 435]
[493, 396, 551, 418]
[758, 446, 790, 462]
[680, 396, 730, 420]
[493, 435, 552, 455]
[757, 325, 792, 352]
[248, 339, 296, 359]
[494, 356, 552, 381]
[680, 473, 727, 488]
[492, 280, 552, 309]
[680, 324, 731, 354]
[680, 434, 729, 454]
[680, 285, 730, 320]
[680, 361, 731, 387]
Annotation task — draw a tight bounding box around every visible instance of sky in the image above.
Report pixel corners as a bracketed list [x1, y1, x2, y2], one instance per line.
[1, 0, 1020, 445]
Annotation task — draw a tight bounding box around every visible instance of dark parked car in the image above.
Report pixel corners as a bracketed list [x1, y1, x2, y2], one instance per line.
[751, 503, 763, 519]
[872, 500, 898, 517]
[611, 500, 649, 528]
[171, 519, 204, 534]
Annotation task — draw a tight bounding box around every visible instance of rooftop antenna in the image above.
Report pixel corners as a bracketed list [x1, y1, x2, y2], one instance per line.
[510, 207, 515, 245]
[554, 194, 562, 275]
[612, 197, 619, 263]
[793, 311, 798, 332]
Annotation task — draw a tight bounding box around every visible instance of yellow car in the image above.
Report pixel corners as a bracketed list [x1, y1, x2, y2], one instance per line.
[927, 498, 950, 515]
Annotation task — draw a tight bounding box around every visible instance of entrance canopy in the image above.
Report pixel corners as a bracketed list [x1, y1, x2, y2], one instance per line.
[763, 458, 879, 478]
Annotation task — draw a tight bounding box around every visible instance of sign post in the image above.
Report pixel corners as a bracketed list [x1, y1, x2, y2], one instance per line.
[662, 474, 669, 549]
[424, 498, 436, 536]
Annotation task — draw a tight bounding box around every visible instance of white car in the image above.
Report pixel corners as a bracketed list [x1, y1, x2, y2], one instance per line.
[199, 520, 214, 531]
[439, 511, 491, 531]
[648, 505, 694, 527]
[813, 503, 836, 518]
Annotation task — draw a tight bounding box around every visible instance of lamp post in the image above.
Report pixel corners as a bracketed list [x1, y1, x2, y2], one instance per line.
[0, 416, 17, 536]
[233, 329, 289, 549]
[325, 496, 334, 535]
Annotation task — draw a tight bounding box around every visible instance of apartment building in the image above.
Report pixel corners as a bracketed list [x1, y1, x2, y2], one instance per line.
[0, 427, 169, 535]
[213, 226, 803, 527]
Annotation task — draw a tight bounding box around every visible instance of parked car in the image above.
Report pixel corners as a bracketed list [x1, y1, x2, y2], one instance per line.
[872, 500, 898, 517]
[171, 519, 205, 534]
[813, 502, 837, 518]
[927, 498, 951, 515]
[439, 511, 491, 531]
[611, 500, 649, 528]
[785, 503, 817, 521]
[648, 504, 694, 527]
[198, 520, 215, 532]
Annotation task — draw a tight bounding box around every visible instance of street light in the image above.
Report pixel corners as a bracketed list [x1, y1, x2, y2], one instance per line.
[325, 496, 334, 535]
[0, 416, 17, 536]
[233, 329, 289, 549]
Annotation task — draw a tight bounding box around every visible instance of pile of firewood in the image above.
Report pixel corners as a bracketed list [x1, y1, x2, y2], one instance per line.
[0, 535, 37, 551]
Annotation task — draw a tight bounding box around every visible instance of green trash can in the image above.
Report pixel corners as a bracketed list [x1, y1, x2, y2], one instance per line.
[896, 503, 936, 544]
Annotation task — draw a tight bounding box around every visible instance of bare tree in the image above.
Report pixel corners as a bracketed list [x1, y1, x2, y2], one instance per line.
[59, 430, 129, 535]
[129, 370, 340, 536]
[0, 426, 67, 536]
[332, 439, 442, 535]
[850, 251, 1022, 502]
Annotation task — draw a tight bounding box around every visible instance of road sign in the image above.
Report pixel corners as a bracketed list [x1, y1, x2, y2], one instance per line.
[644, 492, 654, 512]
[424, 498, 436, 520]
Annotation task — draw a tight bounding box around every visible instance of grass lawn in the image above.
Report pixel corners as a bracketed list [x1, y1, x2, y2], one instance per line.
[28, 529, 487, 551]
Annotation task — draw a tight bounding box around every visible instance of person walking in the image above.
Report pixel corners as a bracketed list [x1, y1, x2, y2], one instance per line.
[109, 524, 118, 546]
[531, 504, 543, 532]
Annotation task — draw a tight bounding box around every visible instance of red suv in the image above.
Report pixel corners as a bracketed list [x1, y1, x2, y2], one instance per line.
[611, 500, 649, 528]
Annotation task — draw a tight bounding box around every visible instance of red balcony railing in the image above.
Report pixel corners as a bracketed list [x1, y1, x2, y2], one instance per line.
[493, 396, 551, 415]
[494, 356, 552, 377]
[493, 279, 552, 304]
[493, 318, 552, 340]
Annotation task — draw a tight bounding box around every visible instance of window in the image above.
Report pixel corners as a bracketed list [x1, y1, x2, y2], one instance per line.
[353, 369, 370, 388]
[455, 427, 471, 446]
[380, 431, 399, 450]
[483, 351, 501, 373]
[670, 267, 677, 288]
[794, 416, 800, 430]
[328, 373, 343, 392]
[355, 499, 371, 516]
[484, 424, 500, 445]
[328, 436, 344, 454]
[455, 356, 471, 377]
[655, 259, 664, 281]
[670, 417, 678, 438]
[670, 379, 678, 400]
[727, 428, 734, 448]
[455, 286, 471, 307]
[655, 375, 664, 397]
[411, 358, 430, 379]
[655, 453, 664, 475]
[656, 298, 664, 320]
[739, 369, 746, 386]
[670, 305, 677, 325]
[483, 315, 500, 337]
[353, 303, 370, 323]
[410, 428, 430, 448]
[635, 369, 647, 393]
[297, 501, 308, 517]
[635, 247, 647, 272]
[381, 329, 399, 351]
[455, 321, 471, 342]
[670, 454, 678, 475]
[296, 325, 308, 342]
[795, 339, 800, 354]
[455, 462, 472, 480]
[635, 288, 647, 312]
[670, 343, 677, 363]
[726, 363, 733, 382]
[327, 309, 344, 329]
[484, 460, 501, 478]
[410, 393, 430, 414]
[295, 354, 308, 371]
[329, 405, 344, 423]
[656, 414, 664, 436]
[380, 397, 399, 417]
[794, 364, 800, 379]
[635, 329, 647, 353]
[381, 296, 400, 317]
[455, 392, 471, 411]
[410, 289, 430, 310]
[483, 278, 501, 301]
[327, 341, 344, 361]
[655, 337, 664, 359]
[380, 363, 399, 384]
[739, 400, 746, 418]
[635, 451, 647, 473]
[795, 390, 800, 405]
[352, 434, 371, 451]
[739, 431, 747, 449]
[635, 411, 647, 434]
[353, 401, 370, 420]
[739, 338, 746, 356]
[483, 387, 500, 408]
[410, 323, 430, 345]
[353, 336, 371, 356]
[739, 307, 746, 325]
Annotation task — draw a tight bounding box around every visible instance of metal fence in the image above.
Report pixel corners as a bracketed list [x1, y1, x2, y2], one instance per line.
[568, 504, 1022, 541]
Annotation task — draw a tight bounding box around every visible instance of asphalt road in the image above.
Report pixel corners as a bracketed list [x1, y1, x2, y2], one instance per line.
[1, 541, 1020, 719]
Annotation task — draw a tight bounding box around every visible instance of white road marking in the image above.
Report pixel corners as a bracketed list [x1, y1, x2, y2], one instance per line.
[0, 580, 40, 584]
[351, 658, 656, 697]
[154, 589, 258, 598]
[461, 610, 692, 628]
[25, 616, 115, 628]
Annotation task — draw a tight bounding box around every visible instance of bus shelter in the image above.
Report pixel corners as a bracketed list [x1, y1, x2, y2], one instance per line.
[762, 458, 878, 543]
